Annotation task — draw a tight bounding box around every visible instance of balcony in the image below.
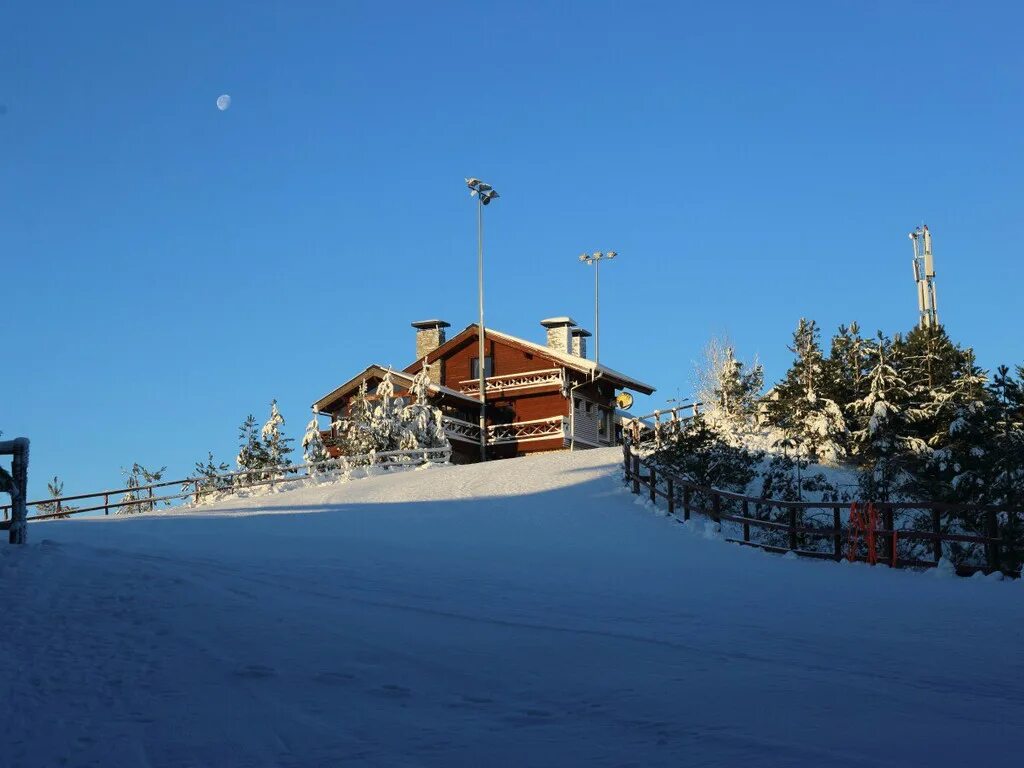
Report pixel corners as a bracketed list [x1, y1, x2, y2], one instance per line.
[459, 368, 564, 395]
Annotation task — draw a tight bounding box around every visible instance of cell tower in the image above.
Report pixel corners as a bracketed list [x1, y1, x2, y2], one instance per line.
[909, 224, 939, 329]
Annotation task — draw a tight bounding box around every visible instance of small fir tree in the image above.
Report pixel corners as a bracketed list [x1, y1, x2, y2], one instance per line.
[302, 410, 332, 470]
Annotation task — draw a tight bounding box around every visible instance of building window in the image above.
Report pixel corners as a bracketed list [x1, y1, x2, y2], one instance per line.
[599, 408, 609, 435]
[574, 397, 581, 411]
[585, 401, 593, 414]
[470, 356, 494, 379]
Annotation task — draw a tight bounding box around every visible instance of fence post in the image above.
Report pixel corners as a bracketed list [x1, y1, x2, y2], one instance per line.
[667, 478, 675, 517]
[788, 506, 797, 551]
[882, 505, 895, 567]
[623, 441, 629, 477]
[712, 493, 721, 524]
[631, 454, 640, 495]
[104, 492, 109, 516]
[742, 500, 750, 542]
[931, 507, 942, 564]
[682, 485, 691, 521]
[987, 508, 1001, 574]
[649, 467, 657, 504]
[148, 485, 155, 514]
[833, 506, 842, 561]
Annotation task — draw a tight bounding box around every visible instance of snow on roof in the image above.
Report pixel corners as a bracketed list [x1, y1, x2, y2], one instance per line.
[539, 316, 576, 328]
[483, 327, 656, 394]
[313, 364, 479, 412]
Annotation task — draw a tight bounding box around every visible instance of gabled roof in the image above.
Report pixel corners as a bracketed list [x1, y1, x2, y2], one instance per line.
[313, 364, 481, 414]
[405, 324, 656, 395]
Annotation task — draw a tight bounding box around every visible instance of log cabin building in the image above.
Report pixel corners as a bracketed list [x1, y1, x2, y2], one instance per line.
[312, 317, 655, 462]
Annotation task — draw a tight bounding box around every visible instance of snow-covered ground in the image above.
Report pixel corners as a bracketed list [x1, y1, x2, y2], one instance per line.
[3, 448, 1022, 767]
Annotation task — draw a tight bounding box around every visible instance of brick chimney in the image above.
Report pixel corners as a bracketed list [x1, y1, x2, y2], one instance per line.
[411, 320, 449, 383]
[540, 317, 576, 355]
[570, 327, 591, 358]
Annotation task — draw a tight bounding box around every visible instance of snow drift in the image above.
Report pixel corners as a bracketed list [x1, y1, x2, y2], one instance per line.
[2, 448, 1021, 767]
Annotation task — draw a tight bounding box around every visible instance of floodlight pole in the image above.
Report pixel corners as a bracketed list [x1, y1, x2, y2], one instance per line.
[476, 195, 487, 462]
[579, 251, 617, 364]
[467, 178, 498, 462]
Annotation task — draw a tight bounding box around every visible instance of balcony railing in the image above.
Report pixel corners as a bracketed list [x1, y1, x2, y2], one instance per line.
[487, 416, 567, 445]
[459, 368, 564, 395]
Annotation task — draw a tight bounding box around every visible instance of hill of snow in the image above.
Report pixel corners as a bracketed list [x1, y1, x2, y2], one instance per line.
[3, 448, 1022, 767]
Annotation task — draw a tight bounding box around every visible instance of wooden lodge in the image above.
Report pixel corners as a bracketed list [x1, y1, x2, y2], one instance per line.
[312, 318, 656, 463]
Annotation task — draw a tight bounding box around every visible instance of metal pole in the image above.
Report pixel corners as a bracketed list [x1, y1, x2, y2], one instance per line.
[594, 256, 600, 363]
[477, 197, 487, 462]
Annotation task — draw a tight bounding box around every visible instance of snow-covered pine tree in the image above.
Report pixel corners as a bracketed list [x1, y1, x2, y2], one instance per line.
[236, 413, 269, 486]
[822, 322, 867, 414]
[363, 371, 403, 453]
[36, 476, 75, 518]
[331, 380, 380, 460]
[703, 345, 763, 429]
[850, 333, 926, 501]
[397, 362, 450, 453]
[767, 318, 849, 464]
[650, 413, 760, 504]
[989, 365, 1024, 508]
[261, 399, 295, 471]
[302, 409, 331, 470]
[192, 452, 232, 501]
[116, 463, 166, 515]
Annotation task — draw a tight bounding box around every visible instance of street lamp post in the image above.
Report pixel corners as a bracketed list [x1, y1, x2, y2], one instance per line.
[466, 177, 499, 462]
[578, 251, 617, 363]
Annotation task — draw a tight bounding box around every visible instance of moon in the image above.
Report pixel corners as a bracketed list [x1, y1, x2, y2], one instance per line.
[216, 94, 231, 111]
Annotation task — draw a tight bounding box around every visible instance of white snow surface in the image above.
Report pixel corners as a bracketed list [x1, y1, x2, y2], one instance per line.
[4, 448, 1023, 767]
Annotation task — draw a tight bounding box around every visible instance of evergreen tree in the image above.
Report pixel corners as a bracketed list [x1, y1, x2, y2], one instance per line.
[236, 413, 270, 485]
[36, 476, 76, 518]
[191, 452, 232, 501]
[332, 380, 379, 459]
[822, 321, 867, 412]
[768, 318, 849, 464]
[117, 463, 166, 515]
[261, 399, 294, 469]
[396, 362, 450, 452]
[302, 410, 332, 469]
[850, 333, 926, 500]
[650, 414, 760, 504]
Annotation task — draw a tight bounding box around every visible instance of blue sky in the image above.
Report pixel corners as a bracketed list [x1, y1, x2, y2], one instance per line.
[2, 1, 1022, 499]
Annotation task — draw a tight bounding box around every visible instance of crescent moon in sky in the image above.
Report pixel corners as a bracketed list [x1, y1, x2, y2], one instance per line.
[216, 94, 231, 111]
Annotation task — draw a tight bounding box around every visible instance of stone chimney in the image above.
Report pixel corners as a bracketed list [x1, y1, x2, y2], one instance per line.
[570, 327, 591, 358]
[411, 320, 449, 383]
[540, 317, 576, 355]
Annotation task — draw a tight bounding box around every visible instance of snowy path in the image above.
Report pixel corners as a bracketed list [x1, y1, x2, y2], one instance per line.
[2, 449, 1022, 767]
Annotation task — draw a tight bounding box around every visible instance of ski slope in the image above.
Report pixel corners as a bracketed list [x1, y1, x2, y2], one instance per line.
[2, 448, 1022, 767]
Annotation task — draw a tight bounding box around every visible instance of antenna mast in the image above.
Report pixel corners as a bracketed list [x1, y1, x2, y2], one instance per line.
[909, 224, 939, 329]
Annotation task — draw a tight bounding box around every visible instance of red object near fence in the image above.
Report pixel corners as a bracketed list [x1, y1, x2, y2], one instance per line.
[848, 503, 880, 565]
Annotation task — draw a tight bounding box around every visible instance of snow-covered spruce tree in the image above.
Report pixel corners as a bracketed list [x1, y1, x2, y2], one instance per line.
[302, 410, 331, 470]
[989, 365, 1024, 508]
[191, 452, 232, 502]
[236, 414, 270, 486]
[850, 333, 926, 502]
[396, 362, 450, 453]
[117, 463, 166, 515]
[650, 413, 760, 511]
[696, 340, 764, 446]
[36, 476, 76, 518]
[822, 322, 868, 415]
[261, 399, 295, 471]
[331, 380, 380, 461]
[767, 318, 849, 464]
[903, 345, 990, 504]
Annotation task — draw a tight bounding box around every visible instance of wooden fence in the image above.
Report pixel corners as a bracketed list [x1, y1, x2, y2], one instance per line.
[0, 447, 451, 527]
[623, 443, 1023, 577]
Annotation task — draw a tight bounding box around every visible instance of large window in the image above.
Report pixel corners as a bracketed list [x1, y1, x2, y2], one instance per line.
[470, 356, 494, 379]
